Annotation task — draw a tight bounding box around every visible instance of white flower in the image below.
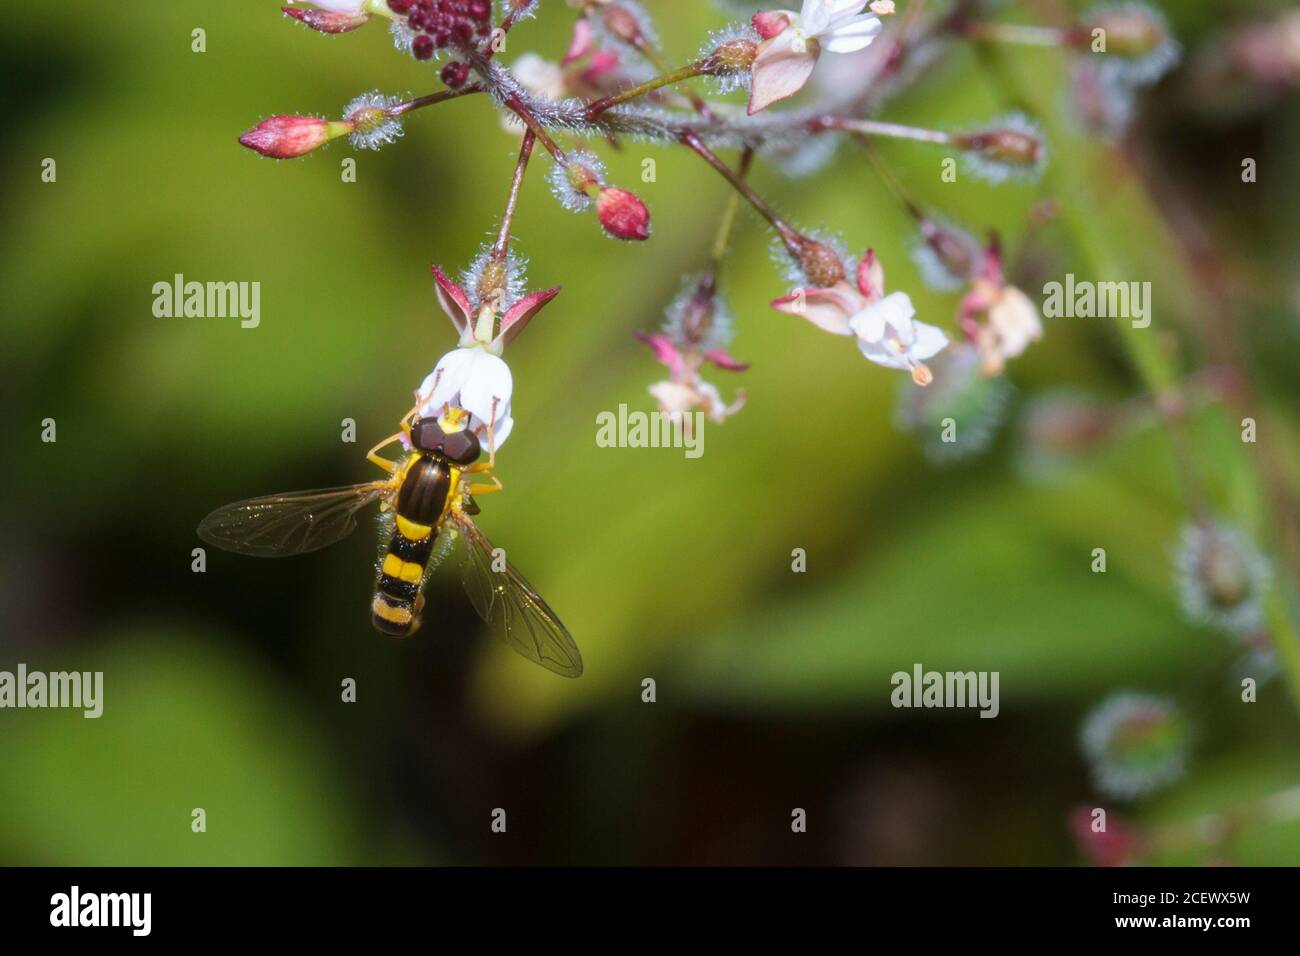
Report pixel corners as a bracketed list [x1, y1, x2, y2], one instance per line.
[797, 0, 883, 52]
[749, 1, 883, 113]
[848, 292, 948, 385]
[307, 0, 366, 11]
[416, 347, 515, 452]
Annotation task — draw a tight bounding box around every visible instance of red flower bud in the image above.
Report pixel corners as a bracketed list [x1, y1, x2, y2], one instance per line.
[239, 115, 342, 159]
[597, 187, 652, 241]
[281, 5, 370, 34]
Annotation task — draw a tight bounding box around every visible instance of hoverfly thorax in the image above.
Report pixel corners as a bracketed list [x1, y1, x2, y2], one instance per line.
[410, 414, 481, 466]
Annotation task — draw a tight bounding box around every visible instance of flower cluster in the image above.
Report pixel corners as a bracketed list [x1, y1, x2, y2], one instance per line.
[637, 273, 748, 425]
[773, 248, 948, 386]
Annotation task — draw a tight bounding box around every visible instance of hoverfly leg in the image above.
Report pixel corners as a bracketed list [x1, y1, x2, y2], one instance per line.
[466, 475, 504, 498]
[464, 398, 500, 475]
[366, 431, 406, 474]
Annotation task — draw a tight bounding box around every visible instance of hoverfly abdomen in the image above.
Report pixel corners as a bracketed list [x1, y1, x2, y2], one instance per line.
[396, 457, 451, 526]
[372, 454, 455, 638]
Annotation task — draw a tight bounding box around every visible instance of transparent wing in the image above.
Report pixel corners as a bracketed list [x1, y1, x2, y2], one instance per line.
[198, 481, 394, 557]
[449, 510, 583, 678]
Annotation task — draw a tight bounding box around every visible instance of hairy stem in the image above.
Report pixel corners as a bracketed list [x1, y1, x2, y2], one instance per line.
[584, 62, 710, 121]
[388, 84, 484, 116]
[492, 129, 535, 263]
[681, 130, 799, 251]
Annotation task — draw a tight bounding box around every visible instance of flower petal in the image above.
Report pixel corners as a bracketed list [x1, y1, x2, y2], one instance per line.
[823, 14, 881, 54]
[771, 283, 861, 335]
[563, 18, 594, 65]
[753, 11, 794, 40]
[910, 320, 950, 362]
[432, 266, 473, 334]
[457, 351, 514, 428]
[748, 33, 820, 114]
[857, 248, 884, 299]
[849, 290, 915, 343]
[497, 286, 560, 349]
[635, 332, 685, 378]
[703, 348, 751, 372]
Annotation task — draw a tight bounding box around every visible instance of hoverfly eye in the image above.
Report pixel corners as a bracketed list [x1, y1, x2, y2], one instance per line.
[410, 418, 446, 454]
[440, 428, 481, 465]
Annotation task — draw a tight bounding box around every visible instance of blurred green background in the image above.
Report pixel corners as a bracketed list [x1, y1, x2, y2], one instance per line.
[2, 0, 1299, 865]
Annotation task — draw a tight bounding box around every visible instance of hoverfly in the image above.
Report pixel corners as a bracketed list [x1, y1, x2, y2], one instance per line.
[197, 403, 582, 678]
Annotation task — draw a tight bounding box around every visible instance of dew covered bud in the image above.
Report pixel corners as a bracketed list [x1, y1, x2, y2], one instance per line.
[343, 91, 404, 150]
[794, 236, 848, 289]
[1174, 520, 1270, 636]
[914, 218, 981, 292]
[956, 127, 1040, 168]
[1074, 3, 1180, 86]
[1081, 693, 1190, 800]
[954, 114, 1046, 184]
[602, 2, 654, 49]
[896, 344, 1009, 463]
[548, 151, 606, 211]
[239, 114, 350, 158]
[711, 35, 758, 72]
[1080, 3, 1168, 59]
[282, 4, 371, 34]
[597, 187, 652, 241]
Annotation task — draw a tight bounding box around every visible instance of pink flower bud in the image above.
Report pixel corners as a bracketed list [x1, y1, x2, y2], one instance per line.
[752, 12, 791, 41]
[281, 5, 370, 34]
[239, 115, 347, 159]
[597, 187, 651, 241]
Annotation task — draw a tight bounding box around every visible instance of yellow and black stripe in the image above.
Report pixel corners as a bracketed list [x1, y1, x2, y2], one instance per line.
[371, 456, 454, 637]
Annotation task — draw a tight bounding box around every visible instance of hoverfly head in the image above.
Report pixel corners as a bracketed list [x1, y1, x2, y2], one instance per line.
[411, 410, 481, 466]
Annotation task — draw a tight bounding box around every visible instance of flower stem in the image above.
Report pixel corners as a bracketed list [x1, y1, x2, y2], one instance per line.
[961, 22, 1067, 47]
[584, 62, 709, 120]
[492, 129, 535, 263]
[815, 115, 952, 145]
[388, 84, 483, 116]
[680, 129, 800, 251]
[711, 148, 754, 267]
[503, 94, 567, 162]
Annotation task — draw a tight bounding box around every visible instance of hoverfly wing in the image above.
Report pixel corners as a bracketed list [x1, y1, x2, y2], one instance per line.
[449, 510, 584, 678]
[198, 481, 394, 558]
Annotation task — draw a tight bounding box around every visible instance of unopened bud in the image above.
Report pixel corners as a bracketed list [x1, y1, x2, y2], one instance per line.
[794, 237, 847, 289]
[239, 115, 350, 158]
[1081, 5, 1168, 58]
[597, 187, 652, 241]
[603, 4, 650, 49]
[567, 162, 602, 198]
[282, 4, 370, 34]
[953, 114, 1046, 184]
[956, 128, 1040, 167]
[710, 36, 759, 73]
[917, 219, 979, 289]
